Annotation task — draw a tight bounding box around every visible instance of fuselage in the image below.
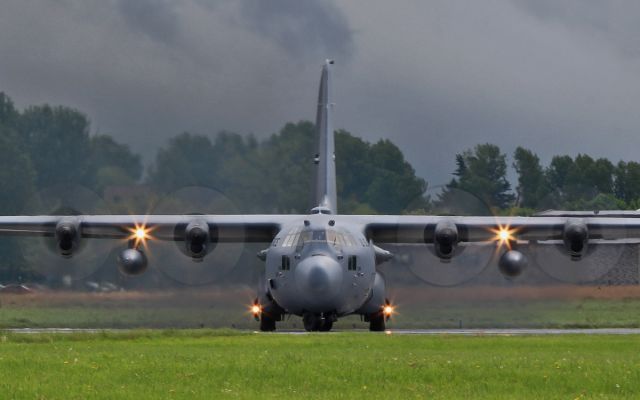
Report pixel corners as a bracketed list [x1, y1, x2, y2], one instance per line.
[264, 211, 377, 317]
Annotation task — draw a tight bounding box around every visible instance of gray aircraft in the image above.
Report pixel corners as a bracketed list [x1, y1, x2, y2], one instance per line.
[2, 60, 640, 331]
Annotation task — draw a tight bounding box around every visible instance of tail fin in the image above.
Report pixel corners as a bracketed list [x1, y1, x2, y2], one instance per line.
[312, 59, 338, 214]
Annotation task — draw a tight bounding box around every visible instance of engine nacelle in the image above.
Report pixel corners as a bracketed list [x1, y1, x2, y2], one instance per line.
[434, 221, 458, 259]
[185, 220, 210, 259]
[117, 248, 148, 275]
[55, 219, 80, 257]
[563, 221, 588, 259]
[498, 250, 528, 278]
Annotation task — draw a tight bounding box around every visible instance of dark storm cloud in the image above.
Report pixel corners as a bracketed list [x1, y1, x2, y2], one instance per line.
[333, 0, 640, 185]
[515, 0, 640, 58]
[3, 0, 640, 188]
[237, 0, 353, 60]
[116, 0, 181, 45]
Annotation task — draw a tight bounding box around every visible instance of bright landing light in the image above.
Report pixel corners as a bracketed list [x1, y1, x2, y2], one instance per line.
[127, 224, 153, 247]
[383, 305, 395, 317]
[491, 225, 517, 249]
[135, 228, 146, 240]
[251, 304, 262, 315]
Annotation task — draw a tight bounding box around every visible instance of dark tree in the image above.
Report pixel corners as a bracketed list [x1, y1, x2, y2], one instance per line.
[546, 154, 614, 208]
[18, 105, 93, 188]
[147, 132, 217, 193]
[442, 143, 514, 211]
[513, 147, 548, 209]
[614, 161, 640, 206]
[90, 134, 143, 193]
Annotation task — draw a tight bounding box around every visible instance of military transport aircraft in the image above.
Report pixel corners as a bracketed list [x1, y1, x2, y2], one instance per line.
[1, 60, 639, 332]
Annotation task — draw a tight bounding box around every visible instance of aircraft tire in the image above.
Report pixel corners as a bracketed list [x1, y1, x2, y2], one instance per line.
[260, 314, 276, 332]
[369, 313, 385, 332]
[303, 314, 322, 332]
[319, 319, 333, 332]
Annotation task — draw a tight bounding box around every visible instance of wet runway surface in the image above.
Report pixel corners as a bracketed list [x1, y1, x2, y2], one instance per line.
[5, 328, 640, 335]
[379, 328, 640, 335]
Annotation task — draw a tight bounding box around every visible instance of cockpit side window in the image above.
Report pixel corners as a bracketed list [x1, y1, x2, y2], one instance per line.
[339, 231, 357, 247]
[281, 227, 302, 247]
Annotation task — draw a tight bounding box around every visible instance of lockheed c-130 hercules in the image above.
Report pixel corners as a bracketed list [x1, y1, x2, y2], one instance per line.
[2, 60, 640, 332]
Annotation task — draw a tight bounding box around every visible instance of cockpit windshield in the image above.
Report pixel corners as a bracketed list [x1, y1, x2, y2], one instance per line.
[278, 227, 359, 249]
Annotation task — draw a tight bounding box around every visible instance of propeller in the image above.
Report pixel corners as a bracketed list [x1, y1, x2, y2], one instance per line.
[19, 184, 115, 282]
[397, 185, 498, 287]
[527, 192, 628, 284]
[148, 186, 246, 286]
[528, 238, 629, 284]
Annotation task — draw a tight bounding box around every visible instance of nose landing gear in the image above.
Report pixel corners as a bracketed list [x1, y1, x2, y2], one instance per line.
[303, 313, 335, 332]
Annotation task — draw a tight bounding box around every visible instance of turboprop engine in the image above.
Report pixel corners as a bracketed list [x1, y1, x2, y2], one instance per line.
[563, 221, 588, 260]
[184, 220, 211, 259]
[433, 221, 458, 259]
[54, 219, 81, 257]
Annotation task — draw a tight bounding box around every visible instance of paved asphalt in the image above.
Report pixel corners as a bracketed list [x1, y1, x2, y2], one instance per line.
[5, 328, 640, 335]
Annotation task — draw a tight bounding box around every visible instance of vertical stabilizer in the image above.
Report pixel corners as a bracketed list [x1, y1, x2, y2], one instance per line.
[313, 59, 338, 214]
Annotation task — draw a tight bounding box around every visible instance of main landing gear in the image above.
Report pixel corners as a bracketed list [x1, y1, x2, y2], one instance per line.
[253, 298, 283, 332]
[260, 313, 277, 332]
[366, 299, 394, 332]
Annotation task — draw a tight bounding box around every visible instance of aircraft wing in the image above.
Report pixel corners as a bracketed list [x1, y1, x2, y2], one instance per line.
[356, 215, 640, 244]
[356, 214, 640, 284]
[0, 214, 302, 242]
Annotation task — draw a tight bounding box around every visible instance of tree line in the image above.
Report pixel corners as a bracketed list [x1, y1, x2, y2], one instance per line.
[442, 143, 640, 215]
[2, 91, 640, 218]
[1, 92, 640, 280]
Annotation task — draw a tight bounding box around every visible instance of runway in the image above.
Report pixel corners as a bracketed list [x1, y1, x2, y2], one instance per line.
[5, 328, 640, 335]
[380, 328, 640, 335]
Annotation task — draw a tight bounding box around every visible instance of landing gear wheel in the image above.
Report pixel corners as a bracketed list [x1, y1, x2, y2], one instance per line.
[369, 313, 386, 332]
[303, 314, 322, 332]
[260, 314, 276, 332]
[319, 319, 333, 332]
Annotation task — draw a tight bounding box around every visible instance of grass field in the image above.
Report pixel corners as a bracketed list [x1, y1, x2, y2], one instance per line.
[0, 330, 639, 399]
[2, 286, 640, 330]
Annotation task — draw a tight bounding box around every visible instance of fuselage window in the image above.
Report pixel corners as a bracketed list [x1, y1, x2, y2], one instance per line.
[348, 255, 357, 271]
[272, 238, 280, 247]
[281, 255, 291, 270]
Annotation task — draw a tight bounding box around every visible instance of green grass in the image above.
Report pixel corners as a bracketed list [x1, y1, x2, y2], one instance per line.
[0, 331, 639, 399]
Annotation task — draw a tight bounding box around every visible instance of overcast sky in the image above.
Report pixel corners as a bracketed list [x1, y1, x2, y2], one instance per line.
[2, 0, 640, 186]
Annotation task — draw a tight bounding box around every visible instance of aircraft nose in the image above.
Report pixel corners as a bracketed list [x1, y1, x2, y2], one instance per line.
[295, 255, 343, 308]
